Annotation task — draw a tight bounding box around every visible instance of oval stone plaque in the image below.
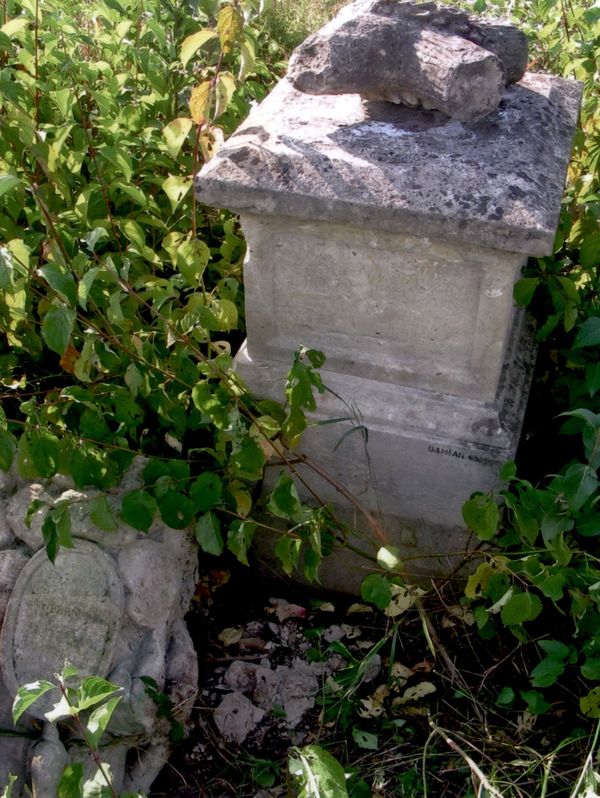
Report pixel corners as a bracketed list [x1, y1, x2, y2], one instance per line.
[0, 539, 124, 718]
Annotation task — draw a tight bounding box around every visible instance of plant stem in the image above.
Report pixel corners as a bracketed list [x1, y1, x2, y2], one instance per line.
[58, 683, 119, 798]
[428, 716, 506, 798]
[34, 0, 40, 127]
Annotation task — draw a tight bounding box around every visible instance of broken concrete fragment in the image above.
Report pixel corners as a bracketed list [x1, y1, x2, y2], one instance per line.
[214, 692, 265, 745]
[276, 660, 322, 728]
[287, 0, 528, 122]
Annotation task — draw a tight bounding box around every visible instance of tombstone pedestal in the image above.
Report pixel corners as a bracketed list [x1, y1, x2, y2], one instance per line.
[198, 68, 581, 587]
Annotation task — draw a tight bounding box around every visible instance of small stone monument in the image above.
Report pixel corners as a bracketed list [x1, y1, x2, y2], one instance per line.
[196, 0, 582, 587]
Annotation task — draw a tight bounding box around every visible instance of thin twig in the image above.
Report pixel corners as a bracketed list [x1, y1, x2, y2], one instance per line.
[428, 715, 506, 798]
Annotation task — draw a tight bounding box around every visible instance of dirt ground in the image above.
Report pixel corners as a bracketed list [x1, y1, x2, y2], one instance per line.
[148, 550, 589, 798]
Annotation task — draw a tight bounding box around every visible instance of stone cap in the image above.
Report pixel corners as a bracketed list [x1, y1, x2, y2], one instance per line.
[196, 73, 582, 256]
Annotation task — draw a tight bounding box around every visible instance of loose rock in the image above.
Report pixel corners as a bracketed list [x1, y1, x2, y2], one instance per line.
[287, 0, 528, 121]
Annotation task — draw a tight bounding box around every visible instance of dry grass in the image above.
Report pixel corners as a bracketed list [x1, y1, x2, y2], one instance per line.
[261, 0, 348, 55]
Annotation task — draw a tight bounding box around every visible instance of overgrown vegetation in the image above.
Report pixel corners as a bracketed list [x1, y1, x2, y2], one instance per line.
[0, 0, 599, 794]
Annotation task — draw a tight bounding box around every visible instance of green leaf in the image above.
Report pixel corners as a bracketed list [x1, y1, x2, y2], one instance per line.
[514, 505, 539, 545]
[267, 472, 309, 523]
[177, 239, 210, 286]
[120, 490, 157, 532]
[288, 745, 349, 798]
[495, 686, 515, 708]
[580, 232, 600, 268]
[28, 430, 60, 478]
[0, 428, 16, 471]
[77, 267, 100, 310]
[541, 512, 574, 543]
[580, 687, 600, 718]
[12, 680, 56, 723]
[162, 175, 193, 213]
[521, 690, 551, 715]
[38, 263, 77, 307]
[227, 520, 257, 565]
[274, 535, 302, 576]
[0, 174, 22, 196]
[530, 657, 565, 688]
[535, 573, 565, 601]
[562, 463, 598, 511]
[163, 117, 194, 159]
[180, 29, 217, 68]
[231, 437, 265, 480]
[192, 381, 230, 428]
[86, 695, 122, 749]
[352, 727, 378, 750]
[119, 219, 145, 249]
[42, 303, 76, 355]
[500, 591, 542, 626]
[195, 512, 223, 556]
[462, 494, 499, 540]
[499, 460, 517, 481]
[52, 503, 73, 549]
[89, 496, 118, 532]
[538, 639, 570, 658]
[581, 658, 600, 681]
[574, 317, 600, 349]
[190, 472, 223, 513]
[157, 491, 195, 529]
[585, 363, 600, 398]
[513, 277, 540, 306]
[42, 513, 59, 563]
[75, 676, 122, 713]
[360, 574, 392, 611]
[58, 764, 84, 798]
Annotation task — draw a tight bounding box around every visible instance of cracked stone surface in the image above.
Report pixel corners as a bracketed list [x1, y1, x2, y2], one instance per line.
[288, 0, 529, 121]
[197, 72, 581, 257]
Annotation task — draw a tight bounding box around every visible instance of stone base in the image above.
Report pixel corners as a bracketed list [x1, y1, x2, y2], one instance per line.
[235, 309, 535, 589]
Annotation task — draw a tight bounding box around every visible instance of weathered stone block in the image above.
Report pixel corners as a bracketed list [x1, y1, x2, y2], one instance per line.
[240, 212, 526, 402]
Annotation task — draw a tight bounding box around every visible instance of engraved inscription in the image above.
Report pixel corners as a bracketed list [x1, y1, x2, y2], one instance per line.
[428, 445, 465, 459]
[427, 444, 496, 467]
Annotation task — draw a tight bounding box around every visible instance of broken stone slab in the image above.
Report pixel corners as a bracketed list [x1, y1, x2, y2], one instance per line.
[0, 541, 125, 718]
[287, 0, 528, 121]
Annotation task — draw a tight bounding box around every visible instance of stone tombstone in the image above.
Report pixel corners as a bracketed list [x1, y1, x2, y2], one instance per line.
[0, 463, 199, 797]
[196, 0, 582, 588]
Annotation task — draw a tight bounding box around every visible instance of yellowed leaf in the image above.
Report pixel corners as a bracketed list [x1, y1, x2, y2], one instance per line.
[230, 483, 252, 516]
[214, 71, 236, 119]
[340, 623, 362, 640]
[200, 125, 224, 161]
[180, 29, 217, 68]
[390, 662, 414, 689]
[189, 81, 213, 125]
[218, 626, 243, 647]
[393, 681, 437, 706]
[217, 5, 243, 54]
[347, 603, 374, 615]
[358, 685, 389, 718]
[385, 584, 425, 618]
